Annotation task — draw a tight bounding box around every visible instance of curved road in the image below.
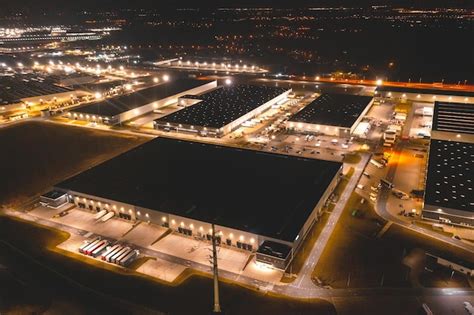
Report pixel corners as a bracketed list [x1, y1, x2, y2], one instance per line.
[375, 143, 474, 253]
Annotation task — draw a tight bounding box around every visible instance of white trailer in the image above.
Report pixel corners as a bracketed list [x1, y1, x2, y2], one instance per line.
[113, 247, 131, 264]
[115, 248, 132, 265]
[78, 237, 99, 253]
[119, 250, 139, 266]
[104, 245, 123, 262]
[93, 210, 107, 220]
[100, 212, 115, 222]
[81, 239, 101, 254]
[91, 240, 110, 257]
[110, 247, 129, 263]
[370, 159, 384, 169]
[83, 239, 102, 255]
[101, 244, 121, 260]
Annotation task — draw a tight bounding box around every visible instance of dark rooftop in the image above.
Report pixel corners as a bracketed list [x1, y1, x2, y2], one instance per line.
[376, 86, 474, 98]
[257, 240, 292, 259]
[57, 137, 342, 242]
[425, 139, 474, 212]
[0, 75, 72, 105]
[432, 101, 474, 135]
[155, 85, 289, 129]
[288, 93, 373, 128]
[41, 190, 67, 200]
[70, 79, 212, 117]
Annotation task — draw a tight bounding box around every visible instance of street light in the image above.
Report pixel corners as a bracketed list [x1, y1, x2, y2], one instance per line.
[376, 79, 383, 86]
[225, 78, 232, 85]
[163, 74, 170, 82]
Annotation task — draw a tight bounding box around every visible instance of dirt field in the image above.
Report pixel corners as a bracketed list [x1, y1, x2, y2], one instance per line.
[313, 192, 474, 289]
[0, 215, 336, 315]
[0, 121, 148, 206]
[313, 192, 410, 288]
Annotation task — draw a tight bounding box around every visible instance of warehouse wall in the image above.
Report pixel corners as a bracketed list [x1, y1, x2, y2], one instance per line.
[377, 91, 473, 104]
[116, 80, 218, 123]
[292, 165, 342, 250]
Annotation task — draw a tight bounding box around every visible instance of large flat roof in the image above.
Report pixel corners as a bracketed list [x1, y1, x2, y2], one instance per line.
[155, 85, 289, 129]
[425, 139, 474, 213]
[288, 93, 373, 128]
[0, 75, 72, 104]
[432, 101, 474, 135]
[57, 137, 342, 242]
[70, 79, 212, 117]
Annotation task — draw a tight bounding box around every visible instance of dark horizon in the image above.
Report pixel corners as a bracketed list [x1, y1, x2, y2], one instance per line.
[1, 0, 473, 11]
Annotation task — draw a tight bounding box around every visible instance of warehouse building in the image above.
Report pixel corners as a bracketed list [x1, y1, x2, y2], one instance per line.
[422, 140, 474, 227]
[285, 93, 373, 137]
[375, 86, 473, 104]
[422, 101, 474, 228]
[67, 79, 217, 125]
[431, 101, 474, 141]
[47, 137, 342, 270]
[154, 84, 291, 137]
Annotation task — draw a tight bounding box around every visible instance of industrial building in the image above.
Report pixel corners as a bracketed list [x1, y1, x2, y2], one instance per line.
[0, 74, 85, 113]
[45, 137, 342, 270]
[422, 101, 474, 227]
[67, 79, 217, 125]
[154, 84, 291, 137]
[376, 86, 473, 104]
[285, 93, 373, 137]
[431, 101, 474, 141]
[423, 140, 474, 227]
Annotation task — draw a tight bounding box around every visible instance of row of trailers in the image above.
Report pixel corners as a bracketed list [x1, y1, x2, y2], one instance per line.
[78, 237, 139, 267]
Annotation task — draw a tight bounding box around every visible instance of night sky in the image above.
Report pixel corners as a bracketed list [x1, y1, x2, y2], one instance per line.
[1, 0, 472, 10]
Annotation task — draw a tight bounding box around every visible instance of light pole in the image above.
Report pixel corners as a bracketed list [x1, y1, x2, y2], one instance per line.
[211, 223, 221, 313]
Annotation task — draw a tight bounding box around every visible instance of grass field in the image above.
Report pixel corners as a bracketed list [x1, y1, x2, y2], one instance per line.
[0, 215, 336, 315]
[0, 121, 148, 206]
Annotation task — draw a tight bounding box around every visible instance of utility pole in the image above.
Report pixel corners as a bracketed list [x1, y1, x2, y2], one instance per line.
[211, 223, 221, 313]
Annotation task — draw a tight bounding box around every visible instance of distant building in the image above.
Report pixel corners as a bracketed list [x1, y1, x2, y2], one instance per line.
[154, 84, 291, 137]
[67, 79, 217, 125]
[285, 93, 373, 137]
[375, 86, 474, 104]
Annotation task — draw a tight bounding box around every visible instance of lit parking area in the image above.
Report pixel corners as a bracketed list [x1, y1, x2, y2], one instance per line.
[136, 258, 187, 283]
[121, 222, 168, 247]
[241, 257, 284, 284]
[29, 203, 72, 219]
[150, 233, 250, 274]
[28, 204, 283, 283]
[408, 103, 433, 139]
[33, 206, 134, 239]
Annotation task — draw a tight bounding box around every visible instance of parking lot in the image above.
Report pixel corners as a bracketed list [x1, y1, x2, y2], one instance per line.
[136, 258, 187, 283]
[28, 204, 285, 283]
[30, 206, 133, 239]
[122, 222, 168, 247]
[151, 233, 250, 274]
[408, 102, 433, 139]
